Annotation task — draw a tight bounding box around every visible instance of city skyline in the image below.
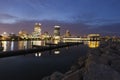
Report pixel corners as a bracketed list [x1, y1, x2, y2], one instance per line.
[0, 0, 120, 36]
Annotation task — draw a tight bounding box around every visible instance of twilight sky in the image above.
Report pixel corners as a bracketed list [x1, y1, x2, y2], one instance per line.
[0, 0, 120, 36]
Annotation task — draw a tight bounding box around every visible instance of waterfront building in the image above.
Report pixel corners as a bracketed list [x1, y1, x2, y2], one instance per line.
[64, 30, 71, 37]
[9, 33, 18, 40]
[63, 37, 82, 43]
[41, 31, 51, 40]
[88, 34, 100, 41]
[1, 32, 10, 40]
[18, 30, 28, 39]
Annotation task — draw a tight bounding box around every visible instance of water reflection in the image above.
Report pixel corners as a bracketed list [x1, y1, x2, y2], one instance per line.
[18, 41, 27, 50]
[11, 41, 14, 51]
[0, 40, 77, 52]
[35, 52, 42, 57]
[1, 41, 34, 51]
[32, 41, 45, 46]
[34, 48, 61, 57]
[88, 41, 100, 48]
[54, 49, 60, 55]
[2, 41, 7, 51]
[0, 40, 88, 80]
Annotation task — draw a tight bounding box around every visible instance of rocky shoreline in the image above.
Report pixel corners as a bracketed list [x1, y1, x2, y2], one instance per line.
[42, 41, 120, 80]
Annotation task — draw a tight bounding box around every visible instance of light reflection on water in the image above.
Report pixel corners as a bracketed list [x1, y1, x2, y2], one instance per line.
[87, 41, 100, 48]
[1, 40, 100, 52]
[54, 49, 60, 55]
[32, 40, 45, 46]
[1, 41, 34, 51]
[35, 52, 42, 57]
[1, 40, 59, 52]
[11, 41, 14, 51]
[0, 42, 87, 80]
[2, 41, 7, 51]
[18, 41, 31, 50]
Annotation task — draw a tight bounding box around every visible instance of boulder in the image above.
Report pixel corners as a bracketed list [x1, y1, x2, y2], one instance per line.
[84, 63, 120, 80]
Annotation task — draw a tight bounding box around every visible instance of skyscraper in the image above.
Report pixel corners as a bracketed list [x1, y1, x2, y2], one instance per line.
[53, 26, 61, 42]
[54, 26, 60, 36]
[32, 23, 42, 39]
[34, 23, 41, 35]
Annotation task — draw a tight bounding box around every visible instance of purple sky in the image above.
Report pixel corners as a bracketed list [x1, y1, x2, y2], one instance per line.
[0, 0, 120, 36]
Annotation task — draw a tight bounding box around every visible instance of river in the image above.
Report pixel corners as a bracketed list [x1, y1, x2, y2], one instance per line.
[0, 40, 99, 80]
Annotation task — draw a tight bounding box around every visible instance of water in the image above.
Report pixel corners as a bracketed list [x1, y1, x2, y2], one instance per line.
[1, 41, 33, 51]
[0, 41, 99, 80]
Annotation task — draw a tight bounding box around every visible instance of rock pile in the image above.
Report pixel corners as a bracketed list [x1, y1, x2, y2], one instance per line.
[42, 41, 120, 80]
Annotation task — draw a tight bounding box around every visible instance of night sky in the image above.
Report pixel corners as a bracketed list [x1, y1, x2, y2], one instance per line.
[0, 0, 120, 36]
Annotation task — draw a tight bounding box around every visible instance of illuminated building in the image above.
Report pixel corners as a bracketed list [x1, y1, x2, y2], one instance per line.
[1, 32, 9, 37]
[34, 23, 41, 34]
[18, 30, 28, 39]
[54, 39, 60, 44]
[54, 26, 60, 36]
[9, 33, 18, 40]
[1, 32, 9, 40]
[64, 30, 71, 37]
[53, 26, 60, 40]
[88, 34, 100, 41]
[41, 31, 50, 40]
[32, 23, 42, 39]
[63, 37, 83, 43]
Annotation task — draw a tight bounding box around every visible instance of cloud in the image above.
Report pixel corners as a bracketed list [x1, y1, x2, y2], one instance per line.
[0, 20, 91, 35]
[72, 12, 120, 25]
[98, 23, 120, 35]
[0, 13, 18, 19]
[0, 19, 120, 36]
[0, 13, 19, 24]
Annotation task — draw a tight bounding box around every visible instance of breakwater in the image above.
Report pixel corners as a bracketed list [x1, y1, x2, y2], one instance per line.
[0, 42, 82, 58]
[42, 41, 120, 80]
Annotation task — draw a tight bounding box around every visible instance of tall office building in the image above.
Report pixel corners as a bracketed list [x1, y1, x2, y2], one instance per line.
[32, 23, 42, 39]
[53, 26, 60, 41]
[34, 23, 41, 35]
[54, 26, 60, 36]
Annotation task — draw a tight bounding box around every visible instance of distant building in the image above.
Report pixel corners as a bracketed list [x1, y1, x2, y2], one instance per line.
[18, 30, 28, 39]
[88, 34, 100, 41]
[64, 30, 71, 37]
[9, 33, 18, 40]
[54, 26, 60, 36]
[32, 23, 42, 39]
[41, 31, 50, 40]
[1, 32, 10, 40]
[53, 26, 60, 40]
[1, 32, 9, 37]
